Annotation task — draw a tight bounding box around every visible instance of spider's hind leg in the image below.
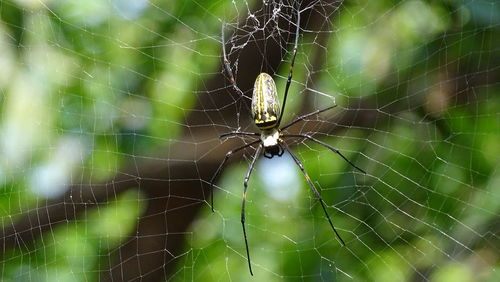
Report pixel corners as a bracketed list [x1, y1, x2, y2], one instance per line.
[221, 22, 245, 98]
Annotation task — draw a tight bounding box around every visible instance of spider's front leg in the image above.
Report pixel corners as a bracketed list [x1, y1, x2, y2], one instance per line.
[278, 143, 285, 157]
[282, 134, 366, 174]
[210, 140, 260, 211]
[241, 144, 262, 276]
[281, 142, 346, 246]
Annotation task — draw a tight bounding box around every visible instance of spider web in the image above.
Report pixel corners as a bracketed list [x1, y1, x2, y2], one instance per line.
[0, 0, 498, 281]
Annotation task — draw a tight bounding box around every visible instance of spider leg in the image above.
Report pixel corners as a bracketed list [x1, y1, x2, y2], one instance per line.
[278, 143, 285, 157]
[280, 105, 337, 131]
[277, 8, 301, 126]
[282, 143, 346, 246]
[220, 131, 260, 139]
[210, 140, 261, 212]
[221, 23, 247, 98]
[282, 134, 366, 174]
[241, 144, 263, 276]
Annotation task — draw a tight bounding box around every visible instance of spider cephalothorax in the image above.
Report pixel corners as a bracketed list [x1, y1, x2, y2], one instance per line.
[211, 9, 366, 276]
[259, 127, 283, 158]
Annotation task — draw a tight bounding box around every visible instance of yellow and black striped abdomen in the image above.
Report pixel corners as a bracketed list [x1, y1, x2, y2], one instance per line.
[251, 73, 280, 129]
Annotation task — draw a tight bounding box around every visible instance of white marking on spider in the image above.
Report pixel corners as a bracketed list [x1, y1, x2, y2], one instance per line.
[260, 128, 279, 147]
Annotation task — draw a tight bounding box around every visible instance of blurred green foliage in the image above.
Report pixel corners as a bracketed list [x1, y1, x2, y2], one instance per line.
[0, 0, 498, 281]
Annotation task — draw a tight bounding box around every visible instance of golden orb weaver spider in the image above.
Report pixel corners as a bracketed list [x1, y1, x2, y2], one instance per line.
[211, 9, 366, 275]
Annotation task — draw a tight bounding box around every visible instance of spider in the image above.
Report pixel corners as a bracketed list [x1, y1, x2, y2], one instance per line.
[211, 10, 366, 275]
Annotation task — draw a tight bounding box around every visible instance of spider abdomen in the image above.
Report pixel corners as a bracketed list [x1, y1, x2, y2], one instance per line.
[252, 73, 280, 129]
